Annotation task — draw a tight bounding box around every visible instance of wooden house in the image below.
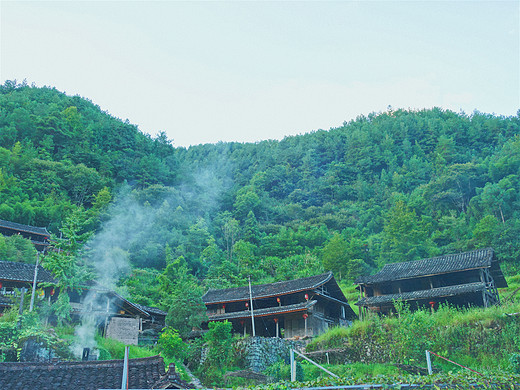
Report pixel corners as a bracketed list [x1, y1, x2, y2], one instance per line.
[0, 261, 57, 311]
[202, 272, 357, 338]
[0, 219, 51, 252]
[67, 283, 167, 346]
[355, 248, 507, 318]
[0, 260, 165, 345]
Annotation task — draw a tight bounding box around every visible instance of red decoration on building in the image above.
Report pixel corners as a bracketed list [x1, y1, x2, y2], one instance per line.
[276, 297, 281, 303]
[222, 304, 226, 309]
[245, 302, 249, 308]
[273, 318, 278, 323]
[302, 313, 308, 319]
[304, 293, 309, 300]
[0, 281, 2, 289]
[50, 288, 55, 296]
[239, 320, 245, 326]
[429, 301, 436, 310]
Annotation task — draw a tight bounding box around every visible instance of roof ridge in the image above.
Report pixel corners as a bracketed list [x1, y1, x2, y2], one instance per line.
[0, 218, 50, 235]
[380, 248, 494, 270]
[204, 271, 332, 294]
[358, 249, 495, 284]
[0, 355, 164, 370]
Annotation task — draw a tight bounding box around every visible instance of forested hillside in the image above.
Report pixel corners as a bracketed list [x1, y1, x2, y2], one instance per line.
[1, 80, 519, 313]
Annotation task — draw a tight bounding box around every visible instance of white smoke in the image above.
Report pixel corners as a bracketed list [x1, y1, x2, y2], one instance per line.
[71, 188, 155, 358]
[70, 161, 233, 358]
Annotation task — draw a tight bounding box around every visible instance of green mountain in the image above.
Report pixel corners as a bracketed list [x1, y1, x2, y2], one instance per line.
[1, 80, 519, 303]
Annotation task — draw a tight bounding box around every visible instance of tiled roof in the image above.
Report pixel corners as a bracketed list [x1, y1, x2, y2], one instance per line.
[208, 300, 317, 321]
[109, 290, 150, 317]
[355, 282, 487, 306]
[135, 303, 168, 316]
[0, 261, 56, 284]
[0, 355, 188, 390]
[0, 219, 50, 237]
[203, 272, 333, 304]
[356, 248, 496, 285]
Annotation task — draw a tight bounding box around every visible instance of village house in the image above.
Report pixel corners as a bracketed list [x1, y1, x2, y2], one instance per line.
[0, 261, 166, 346]
[202, 272, 357, 338]
[355, 248, 507, 318]
[0, 219, 51, 252]
[0, 260, 56, 311]
[68, 283, 167, 346]
[0, 218, 166, 346]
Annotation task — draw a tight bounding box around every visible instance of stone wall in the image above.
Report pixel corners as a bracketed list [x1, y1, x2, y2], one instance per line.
[234, 337, 306, 372]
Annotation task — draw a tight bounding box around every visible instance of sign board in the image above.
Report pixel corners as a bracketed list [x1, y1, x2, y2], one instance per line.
[106, 317, 139, 345]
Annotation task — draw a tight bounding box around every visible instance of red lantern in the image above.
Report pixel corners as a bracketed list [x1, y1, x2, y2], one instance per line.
[302, 313, 308, 319]
[276, 297, 281, 303]
[222, 304, 226, 309]
[273, 318, 278, 323]
[50, 288, 55, 296]
[304, 293, 309, 301]
[245, 302, 249, 308]
[429, 301, 436, 309]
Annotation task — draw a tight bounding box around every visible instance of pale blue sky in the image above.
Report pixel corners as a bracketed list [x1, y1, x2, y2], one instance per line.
[1, 1, 519, 147]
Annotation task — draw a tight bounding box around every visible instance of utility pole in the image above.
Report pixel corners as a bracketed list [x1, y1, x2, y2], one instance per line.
[29, 251, 42, 312]
[248, 276, 255, 337]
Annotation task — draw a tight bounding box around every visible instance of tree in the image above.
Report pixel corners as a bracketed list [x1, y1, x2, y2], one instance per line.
[321, 233, 369, 281]
[160, 256, 207, 338]
[203, 321, 233, 369]
[381, 200, 433, 263]
[222, 218, 239, 263]
[157, 327, 189, 361]
[42, 207, 93, 324]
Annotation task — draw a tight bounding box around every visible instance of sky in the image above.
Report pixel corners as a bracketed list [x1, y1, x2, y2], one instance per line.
[1, 1, 519, 147]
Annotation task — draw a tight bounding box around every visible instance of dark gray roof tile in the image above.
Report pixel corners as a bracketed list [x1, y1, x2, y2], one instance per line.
[356, 282, 487, 306]
[356, 248, 496, 285]
[0, 355, 189, 390]
[134, 303, 167, 316]
[0, 219, 50, 237]
[0, 261, 56, 284]
[203, 272, 333, 304]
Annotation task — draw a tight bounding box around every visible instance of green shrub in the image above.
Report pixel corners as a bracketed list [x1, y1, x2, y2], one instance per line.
[0, 307, 18, 323]
[511, 353, 520, 374]
[157, 327, 188, 361]
[203, 321, 233, 369]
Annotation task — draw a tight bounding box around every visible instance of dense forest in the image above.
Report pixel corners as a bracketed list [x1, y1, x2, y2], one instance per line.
[1, 80, 519, 319]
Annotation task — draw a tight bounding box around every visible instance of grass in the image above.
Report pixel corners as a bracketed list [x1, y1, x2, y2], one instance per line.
[95, 334, 157, 360]
[301, 361, 403, 381]
[306, 275, 520, 375]
[94, 334, 190, 382]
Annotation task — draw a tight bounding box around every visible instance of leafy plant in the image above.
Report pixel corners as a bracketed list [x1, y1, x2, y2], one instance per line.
[157, 327, 188, 362]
